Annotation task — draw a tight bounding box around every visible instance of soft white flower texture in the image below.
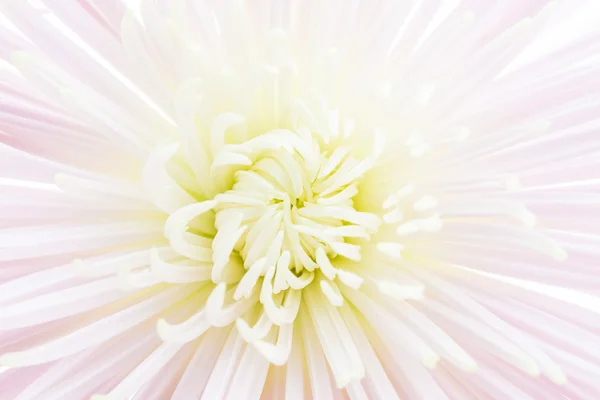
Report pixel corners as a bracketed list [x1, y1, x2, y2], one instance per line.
[141, 73, 427, 384]
[1, 0, 600, 399]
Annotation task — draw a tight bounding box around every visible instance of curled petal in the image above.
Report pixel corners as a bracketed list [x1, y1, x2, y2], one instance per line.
[157, 310, 210, 344]
[236, 311, 273, 342]
[164, 200, 217, 260]
[150, 247, 212, 284]
[260, 268, 302, 325]
[206, 283, 260, 327]
[252, 323, 294, 366]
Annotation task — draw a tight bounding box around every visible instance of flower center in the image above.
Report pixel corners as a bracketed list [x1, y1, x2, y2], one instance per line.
[150, 122, 386, 364]
[211, 127, 382, 303]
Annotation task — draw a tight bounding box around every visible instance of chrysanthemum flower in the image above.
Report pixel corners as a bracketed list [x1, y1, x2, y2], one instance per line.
[1, 0, 600, 398]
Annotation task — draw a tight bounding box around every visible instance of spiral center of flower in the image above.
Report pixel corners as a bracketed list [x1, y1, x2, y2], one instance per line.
[211, 127, 382, 301]
[148, 101, 397, 367]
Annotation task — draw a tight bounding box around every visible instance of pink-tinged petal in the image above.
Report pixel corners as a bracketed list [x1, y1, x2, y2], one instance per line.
[10, 349, 96, 400]
[339, 304, 400, 400]
[41, 327, 160, 400]
[199, 327, 245, 400]
[2, 2, 174, 134]
[95, 342, 187, 399]
[0, 365, 50, 399]
[0, 220, 165, 262]
[75, 0, 126, 35]
[0, 284, 196, 367]
[0, 276, 125, 329]
[171, 327, 230, 399]
[299, 306, 336, 400]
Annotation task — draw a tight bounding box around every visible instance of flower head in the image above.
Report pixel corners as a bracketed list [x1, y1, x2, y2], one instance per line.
[1, 0, 600, 399]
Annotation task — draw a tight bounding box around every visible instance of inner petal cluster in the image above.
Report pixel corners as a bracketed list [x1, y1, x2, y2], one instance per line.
[154, 119, 384, 365]
[214, 127, 382, 292]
